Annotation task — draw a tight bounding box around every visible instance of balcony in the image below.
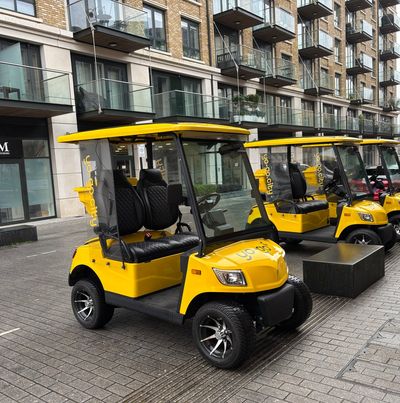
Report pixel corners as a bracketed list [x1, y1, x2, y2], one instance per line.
[380, 14, 400, 35]
[261, 58, 296, 87]
[253, 7, 295, 43]
[346, 53, 373, 75]
[68, 0, 149, 53]
[346, 20, 373, 43]
[380, 42, 400, 61]
[380, 0, 400, 7]
[380, 70, 400, 87]
[154, 90, 230, 123]
[380, 97, 400, 112]
[216, 45, 265, 80]
[345, 116, 360, 133]
[297, 0, 333, 20]
[298, 29, 333, 59]
[345, 0, 372, 12]
[377, 120, 395, 137]
[231, 97, 267, 128]
[0, 61, 72, 118]
[259, 106, 315, 133]
[360, 118, 377, 135]
[319, 113, 342, 133]
[301, 69, 334, 95]
[347, 87, 374, 105]
[213, 0, 264, 30]
[75, 79, 154, 123]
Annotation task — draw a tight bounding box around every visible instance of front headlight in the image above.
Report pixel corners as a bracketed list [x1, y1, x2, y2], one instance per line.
[358, 212, 374, 222]
[213, 268, 247, 286]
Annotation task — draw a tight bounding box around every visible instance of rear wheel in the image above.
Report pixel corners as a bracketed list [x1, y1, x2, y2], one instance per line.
[282, 238, 302, 245]
[71, 279, 114, 329]
[278, 275, 313, 330]
[192, 301, 256, 369]
[389, 214, 400, 241]
[345, 229, 382, 246]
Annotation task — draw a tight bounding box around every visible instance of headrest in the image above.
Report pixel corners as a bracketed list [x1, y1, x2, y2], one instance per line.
[139, 169, 165, 185]
[113, 170, 131, 188]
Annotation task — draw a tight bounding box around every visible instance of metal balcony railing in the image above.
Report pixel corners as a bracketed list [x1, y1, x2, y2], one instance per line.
[231, 100, 268, 124]
[216, 44, 266, 72]
[347, 86, 374, 103]
[298, 29, 333, 50]
[213, 0, 264, 18]
[301, 69, 335, 91]
[265, 58, 296, 79]
[268, 106, 314, 127]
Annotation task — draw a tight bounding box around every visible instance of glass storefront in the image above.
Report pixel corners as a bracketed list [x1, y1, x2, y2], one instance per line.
[0, 120, 55, 226]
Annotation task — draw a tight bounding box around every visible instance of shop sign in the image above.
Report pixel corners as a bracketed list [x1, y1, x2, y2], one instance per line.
[0, 139, 22, 159]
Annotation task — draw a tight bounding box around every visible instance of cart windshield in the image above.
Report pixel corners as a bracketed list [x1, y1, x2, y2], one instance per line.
[381, 146, 400, 192]
[182, 140, 271, 241]
[336, 145, 372, 199]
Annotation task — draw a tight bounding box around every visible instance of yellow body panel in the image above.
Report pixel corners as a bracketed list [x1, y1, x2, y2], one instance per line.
[334, 200, 388, 238]
[179, 239, 288, 314]
[58, 123, 249, 143]
[382, 194, 400, 215]
[249, 202, 330, 232]
[303, 166, 318, 187]
[254, 168, 268, 194]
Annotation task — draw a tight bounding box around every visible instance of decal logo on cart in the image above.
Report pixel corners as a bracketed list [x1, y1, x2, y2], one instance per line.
[236, 245, 272, 260]
[83, 155, 99, 227]
[261, 154, 273, 195]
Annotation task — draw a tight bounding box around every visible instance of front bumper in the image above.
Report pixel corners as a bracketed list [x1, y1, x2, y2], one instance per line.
[376, 223, 396, 245]
[257, 283, 294, 326]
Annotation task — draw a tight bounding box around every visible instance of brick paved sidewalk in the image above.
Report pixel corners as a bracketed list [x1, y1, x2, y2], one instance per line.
[0, 218, 399, 403]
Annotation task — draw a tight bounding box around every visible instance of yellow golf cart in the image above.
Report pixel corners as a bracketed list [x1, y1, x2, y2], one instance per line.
[58, 123, 312, 369]
[360, 139, 400, 239]
[246, 136, 396, 249]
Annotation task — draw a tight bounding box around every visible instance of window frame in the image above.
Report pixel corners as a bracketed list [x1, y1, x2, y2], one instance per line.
[0, 0, 36, 17]
[181, 18, 201, 60]
[143, 4, 167, 52]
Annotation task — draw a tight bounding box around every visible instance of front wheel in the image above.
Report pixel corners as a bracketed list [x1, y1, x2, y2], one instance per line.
[389, 214, 400, 241]
[71, 279, 114, 329]
[277, 275, 313, 330]
[345, 229, 382, 246]
[192, 301, 256, 369]
[281, 238, 302, 246]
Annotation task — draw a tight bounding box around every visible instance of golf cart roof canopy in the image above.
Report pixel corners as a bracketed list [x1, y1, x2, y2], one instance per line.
[58, 123, 250, 144]
[244, 136, 362, 148]
[360, 139, 400, 146]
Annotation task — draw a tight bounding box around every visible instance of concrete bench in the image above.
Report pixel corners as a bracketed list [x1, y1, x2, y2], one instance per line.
[303, 244, 385, 298]
[0, 225, 38, 247]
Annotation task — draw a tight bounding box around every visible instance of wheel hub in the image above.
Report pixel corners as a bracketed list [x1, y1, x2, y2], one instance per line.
[199, 316, 233, 359]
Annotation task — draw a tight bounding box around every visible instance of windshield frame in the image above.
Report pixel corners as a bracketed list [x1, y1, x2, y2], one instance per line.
[334, 144, 374, 202]
[175, 135, 273, 255]
[378, 145, 400, 194]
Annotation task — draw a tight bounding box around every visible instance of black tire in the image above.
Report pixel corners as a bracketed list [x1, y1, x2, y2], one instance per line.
[192, 301, 256, 369]
[282, 238, 302, 245]
[278, 275, 313, 330]
[71, 279, 114, 329]
[389, 214, 400, 241]
[345, 229, 382, 246]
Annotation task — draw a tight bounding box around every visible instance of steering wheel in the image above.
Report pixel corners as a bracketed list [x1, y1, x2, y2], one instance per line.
[197, 193, 221, 214]
[323, 178, 346, 198]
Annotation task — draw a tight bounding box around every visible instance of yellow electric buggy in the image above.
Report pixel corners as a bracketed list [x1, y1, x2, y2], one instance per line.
[245, 136, 396, 249]
[360, 139, 400, 239]
[58, 123, 313, 369]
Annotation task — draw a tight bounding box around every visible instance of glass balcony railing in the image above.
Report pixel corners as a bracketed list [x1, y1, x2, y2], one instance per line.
[346, 52, 373, 69]
[381, 14, 400, 30]
[154, 90, 231, 120]
[75, 78, 153, 114]
[381, 42, 400, 56]
[0, 61, 72, 105]
[380, 97, 400, 110]
[231, 100, 267, 124]
[377, 120, 393, 135]
[361, 118, 375, 133]
[321, 113, 341, 130]
[346, 20, 373, 36]
[68, 0, 148, 39]
[268, 106, 314, 127]
[346, 116, 360, 131]
[213, 0, 264, 18]
[298, 29, 333, 50]
[257, 6, 295, 32]
[381, 70, 400, 83]
[347, 86, 374, 102]
[265, 58, 296, 79]
[297, 0, 333, 10]
[216, 44, 266, 72]
[301, 69, 334, 90]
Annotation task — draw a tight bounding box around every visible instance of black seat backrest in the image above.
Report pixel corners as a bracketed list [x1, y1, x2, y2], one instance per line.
[113, 170, 145, 236]
[288, 163, 307, 200]
[137, 169, 183, 230]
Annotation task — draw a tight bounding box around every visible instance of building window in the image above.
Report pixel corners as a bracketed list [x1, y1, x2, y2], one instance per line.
[334, 3, 341, 28]
[334, 39, 341, 63]
[144, 5, 167, 51]
[0, 0, 35, 16]
[372, 29, 376, 49]
[181, 18, 200, 60]
[335, 73, 341, 96]
[372, 57, 376, 77]
[371, 0, 376, 19]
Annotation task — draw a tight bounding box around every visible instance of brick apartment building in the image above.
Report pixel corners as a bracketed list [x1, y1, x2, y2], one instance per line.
[0, 0, 398, 224]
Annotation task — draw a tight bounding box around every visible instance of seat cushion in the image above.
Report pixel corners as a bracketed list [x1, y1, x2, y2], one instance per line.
[296, 200, 329, 214]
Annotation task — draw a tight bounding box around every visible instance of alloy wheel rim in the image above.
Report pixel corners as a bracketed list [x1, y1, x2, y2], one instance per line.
[353, 234, 372, 245]
[74, 290, 94, 321]
[199, 315, 233, 359]
[393, 222, 400, 236]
